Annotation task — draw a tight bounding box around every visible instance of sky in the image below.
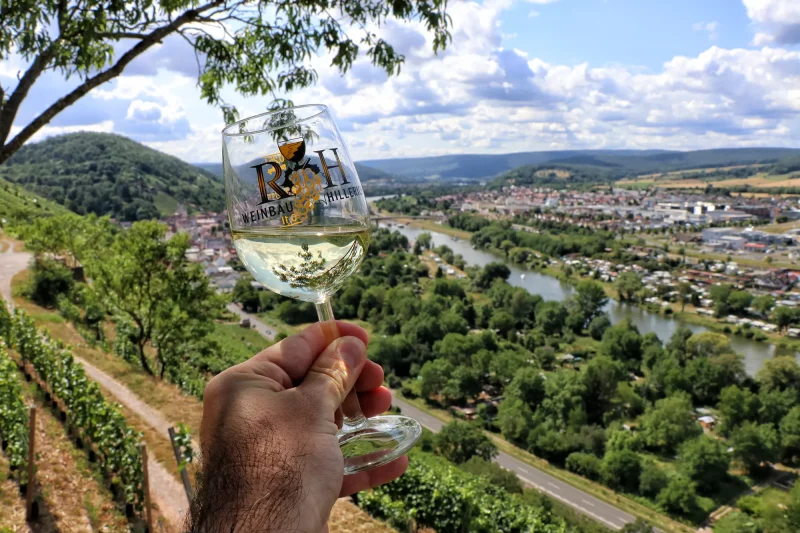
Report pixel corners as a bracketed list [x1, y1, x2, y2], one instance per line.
[4, 0, 800, 163]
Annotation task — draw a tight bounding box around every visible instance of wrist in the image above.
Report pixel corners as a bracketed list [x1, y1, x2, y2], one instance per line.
[188, 429, 304, 532]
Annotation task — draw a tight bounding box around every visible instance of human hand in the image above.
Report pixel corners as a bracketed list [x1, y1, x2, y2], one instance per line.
[187, 321, 408, 533]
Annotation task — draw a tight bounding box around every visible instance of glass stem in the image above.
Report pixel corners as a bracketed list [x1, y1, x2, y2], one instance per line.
[315, 299, 368, 433]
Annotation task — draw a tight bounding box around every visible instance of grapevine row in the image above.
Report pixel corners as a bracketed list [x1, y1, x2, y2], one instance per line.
[355, 451, 569, 533]
[0, 340, 29, 482]
[0, 301, 145, 511]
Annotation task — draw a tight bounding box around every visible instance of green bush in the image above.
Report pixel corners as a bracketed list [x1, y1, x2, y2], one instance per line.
[565, 452, 603, 481]
[25, 259, 74, 308]
[736, 495, 764, 517]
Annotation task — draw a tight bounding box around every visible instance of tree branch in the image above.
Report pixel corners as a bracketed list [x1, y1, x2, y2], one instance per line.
[0, 0, 223, 165]
[0, 47, 57, 147]
[97, 32, 153, 40]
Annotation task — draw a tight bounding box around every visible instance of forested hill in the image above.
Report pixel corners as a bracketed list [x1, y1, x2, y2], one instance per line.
[0, 132, 225, 221]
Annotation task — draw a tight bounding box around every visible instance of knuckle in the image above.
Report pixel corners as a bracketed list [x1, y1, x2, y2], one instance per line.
[279, 333, 312, 359]
[311, 359, 348, 399]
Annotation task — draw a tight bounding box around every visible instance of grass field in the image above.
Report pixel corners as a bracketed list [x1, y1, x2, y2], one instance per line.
[761, 220, 800, 234]
[618, 170, 800, 191]
[535, 168, 571, 179]
[405, 218, 473, 240]
[209, 321, 273, 361]
[635, 164, 767, 180]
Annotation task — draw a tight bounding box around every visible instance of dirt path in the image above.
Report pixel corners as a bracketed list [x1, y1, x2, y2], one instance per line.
[1, 251, 188, 530]
[0, 249, 30, 305]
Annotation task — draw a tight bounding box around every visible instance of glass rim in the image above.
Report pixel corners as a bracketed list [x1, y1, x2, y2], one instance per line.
[221, 104, 328, 137]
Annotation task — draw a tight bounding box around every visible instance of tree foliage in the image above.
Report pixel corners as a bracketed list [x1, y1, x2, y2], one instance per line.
[436, 421, 498, 464]
[89, 220, 224, 377]
[639, 393, 701, 454]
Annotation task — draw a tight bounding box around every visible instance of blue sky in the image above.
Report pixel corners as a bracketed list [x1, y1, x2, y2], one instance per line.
[502, 0, 751, 69]
[3, 0, 800, 162]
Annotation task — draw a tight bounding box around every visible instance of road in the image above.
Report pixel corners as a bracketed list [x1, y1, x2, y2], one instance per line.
[225, 302, 279, 340]
[391, 396, 640, 531]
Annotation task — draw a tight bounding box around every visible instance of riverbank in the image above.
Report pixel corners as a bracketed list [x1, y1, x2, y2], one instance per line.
[394, 217, 473, 240]
[385, 215, 792, 371]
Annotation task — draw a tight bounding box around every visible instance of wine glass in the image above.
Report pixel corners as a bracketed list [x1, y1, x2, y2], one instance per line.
[222, 105, 422, 474]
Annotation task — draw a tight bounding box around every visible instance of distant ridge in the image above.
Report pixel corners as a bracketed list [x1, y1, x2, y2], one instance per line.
[194, 161, 393, 183]
[360, 147, 800, 182]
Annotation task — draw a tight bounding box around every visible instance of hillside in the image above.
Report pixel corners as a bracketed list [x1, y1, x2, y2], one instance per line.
[0, 132, 225, 221]
[363, 147, 800, 183]
[0, 175, 69, 223]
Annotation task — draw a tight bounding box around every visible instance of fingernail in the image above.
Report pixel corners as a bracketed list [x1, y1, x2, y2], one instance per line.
[338, 337, 365, 368]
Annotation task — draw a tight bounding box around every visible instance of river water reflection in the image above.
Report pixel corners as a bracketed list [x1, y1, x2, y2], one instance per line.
[376, 219, 785, 375]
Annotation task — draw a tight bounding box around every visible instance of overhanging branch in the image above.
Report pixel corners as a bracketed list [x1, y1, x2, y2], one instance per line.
[0, 0, 224, 165]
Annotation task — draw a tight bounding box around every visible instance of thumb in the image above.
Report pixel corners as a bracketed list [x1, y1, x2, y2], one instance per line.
[298, 336, 367, 413]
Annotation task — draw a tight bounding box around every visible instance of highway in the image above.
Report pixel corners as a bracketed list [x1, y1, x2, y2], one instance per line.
[391, 396, 640, 531]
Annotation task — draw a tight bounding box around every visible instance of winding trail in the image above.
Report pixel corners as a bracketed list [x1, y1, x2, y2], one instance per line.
[1, 248, 188, 530]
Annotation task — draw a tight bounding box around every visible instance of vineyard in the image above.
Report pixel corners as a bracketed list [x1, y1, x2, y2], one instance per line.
[0, 342, 29, 482]
[0, 300, 146, 514]
[356, 450, 570, 533]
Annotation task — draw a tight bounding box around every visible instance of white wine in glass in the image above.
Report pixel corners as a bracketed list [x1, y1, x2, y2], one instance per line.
[222, 105, 421, 474]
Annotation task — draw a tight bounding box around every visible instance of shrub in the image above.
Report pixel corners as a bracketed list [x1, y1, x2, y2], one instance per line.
[25, 259, 74, 308]
[639, 461, 668, 498]
[736, 495, 764, 517]
[565, 452, 602, 481]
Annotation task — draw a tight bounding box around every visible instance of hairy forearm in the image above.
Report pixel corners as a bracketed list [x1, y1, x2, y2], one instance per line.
[187, 421, 305, 533]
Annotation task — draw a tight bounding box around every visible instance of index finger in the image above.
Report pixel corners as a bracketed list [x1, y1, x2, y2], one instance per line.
[249, 320, 369, 384]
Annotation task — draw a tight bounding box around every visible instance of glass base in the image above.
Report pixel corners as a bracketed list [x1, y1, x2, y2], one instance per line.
[339, 415, 422, 474]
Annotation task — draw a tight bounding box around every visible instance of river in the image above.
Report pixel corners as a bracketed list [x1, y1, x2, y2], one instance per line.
[376, 219, 783, 375]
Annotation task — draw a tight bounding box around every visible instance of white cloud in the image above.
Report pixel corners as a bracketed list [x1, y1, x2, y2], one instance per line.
[9, 121, 115, 144]
[7, 0, 800, 163]
[743, 0, 800, 44]
[528, 10, 540, 17]
[692, 21, 719, 40]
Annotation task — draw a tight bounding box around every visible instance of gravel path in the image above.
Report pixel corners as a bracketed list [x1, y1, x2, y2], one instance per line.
[1, 250, 188, 530]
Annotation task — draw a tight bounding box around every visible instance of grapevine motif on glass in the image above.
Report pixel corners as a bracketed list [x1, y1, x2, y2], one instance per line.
[288, 168, 322, 226]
